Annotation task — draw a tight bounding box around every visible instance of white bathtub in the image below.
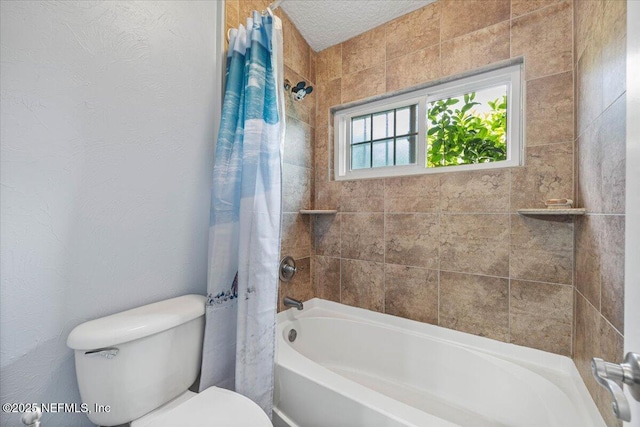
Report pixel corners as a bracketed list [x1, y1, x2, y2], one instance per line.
[273, 298, 606, 427]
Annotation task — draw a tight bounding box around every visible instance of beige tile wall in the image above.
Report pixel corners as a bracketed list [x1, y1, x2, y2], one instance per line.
[225, 1, 626, 424]
[225, 1, 316, 310]
[573, 1, 626, 426]
[312, 0, 576, 358]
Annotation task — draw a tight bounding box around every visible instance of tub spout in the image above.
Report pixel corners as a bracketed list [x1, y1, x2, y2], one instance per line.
[283, 296, 303, 310]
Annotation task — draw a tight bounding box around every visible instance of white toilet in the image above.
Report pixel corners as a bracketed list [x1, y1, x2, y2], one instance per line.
[67, 294, 272, 427]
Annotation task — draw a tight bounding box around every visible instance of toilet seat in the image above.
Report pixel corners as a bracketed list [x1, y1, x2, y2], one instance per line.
[141, 387, 273, 426]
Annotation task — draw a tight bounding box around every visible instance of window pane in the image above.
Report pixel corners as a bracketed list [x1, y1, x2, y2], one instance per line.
[372, 139, 393, 168]
[351, 143, 371, 169]
[427, 85, 508, 168]
[396, 106, 416, 136]
[351, 115, 371, 144]
[372, 111, 394, 140]
[395, 136, 416, 165]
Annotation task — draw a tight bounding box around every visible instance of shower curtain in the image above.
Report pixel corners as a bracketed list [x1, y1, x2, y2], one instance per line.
[200, 11, 284, 416]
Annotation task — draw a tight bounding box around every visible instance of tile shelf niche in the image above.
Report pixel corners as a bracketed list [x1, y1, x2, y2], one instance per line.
[517, 208, 586, 216]
[299, 209, 338, 215]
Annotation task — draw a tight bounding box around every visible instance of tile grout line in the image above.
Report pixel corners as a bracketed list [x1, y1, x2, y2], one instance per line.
[575, 288, 624, 338]
[575, 90, 627, 140]
[598, 217, 603, 315]
[511, 1, 569, 22]
[571, 17, 576, 359]
[339, 212, 342, 303]
[382, 13, 388, 314]
[582, 212, 625, 217]
[437, 175, 442, 326]
[383, 179, 387, 313]
[438, 1, 442, 82]
[508, 158, 512, 344]
[324, 254, 533, 283]
[509, 0, 513, 61]
[571, 0, 577, 358]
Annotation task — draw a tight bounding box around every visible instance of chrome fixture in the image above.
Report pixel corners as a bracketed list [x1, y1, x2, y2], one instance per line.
[288, 329, 297, 342]
[283, 296, 303, 311]
[592, 352, 640, 422]
[279, 256, 297, 282]
[84, 347, 119, 359]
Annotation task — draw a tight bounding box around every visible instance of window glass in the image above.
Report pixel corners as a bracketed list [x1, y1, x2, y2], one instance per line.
[427, 85, 507, 168]
[372, 111, 394, 140]
[351, 115, 370, 144]
[372, 139, 393, 168]
[396, 136, 416, 165]
[351, 143, 371, 169]
[349, 107, 419, 170]
[396, 106, 416, 135]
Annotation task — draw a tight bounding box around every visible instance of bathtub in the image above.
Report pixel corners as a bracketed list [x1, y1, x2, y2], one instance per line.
[273, 298, 606, 427]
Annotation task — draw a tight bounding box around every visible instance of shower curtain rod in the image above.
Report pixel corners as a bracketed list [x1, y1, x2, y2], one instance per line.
[226, 0, 284, 41]
[267, 0, 284, 11]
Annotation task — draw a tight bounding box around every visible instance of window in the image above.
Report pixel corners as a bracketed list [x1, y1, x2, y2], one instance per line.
[350, 106, 418, 169]
[334, 63, 523, 181]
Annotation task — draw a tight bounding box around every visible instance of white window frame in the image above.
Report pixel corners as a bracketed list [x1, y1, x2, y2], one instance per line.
[334, 63, 523, 181]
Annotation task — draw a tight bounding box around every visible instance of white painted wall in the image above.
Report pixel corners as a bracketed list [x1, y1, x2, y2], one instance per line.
[0, 1, 221, 425]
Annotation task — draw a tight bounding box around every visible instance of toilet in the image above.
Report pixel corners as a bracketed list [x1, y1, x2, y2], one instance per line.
[67, 294, 272, 426]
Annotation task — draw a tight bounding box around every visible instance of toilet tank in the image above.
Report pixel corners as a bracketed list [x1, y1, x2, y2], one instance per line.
[67, 294, 207, 426]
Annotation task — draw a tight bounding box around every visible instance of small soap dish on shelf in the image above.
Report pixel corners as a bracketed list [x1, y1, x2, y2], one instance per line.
[517, 198, 585, 216]
[544, 198, 573, 209]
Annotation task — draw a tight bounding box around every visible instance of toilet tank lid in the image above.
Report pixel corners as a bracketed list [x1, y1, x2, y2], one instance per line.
[67, 294, 207, 350]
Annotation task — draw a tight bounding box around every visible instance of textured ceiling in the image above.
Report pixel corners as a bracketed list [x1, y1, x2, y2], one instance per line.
[279, 0, 435, 52]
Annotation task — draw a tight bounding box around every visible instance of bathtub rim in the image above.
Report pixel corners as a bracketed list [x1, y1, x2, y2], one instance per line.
[275, 297, 606, 427]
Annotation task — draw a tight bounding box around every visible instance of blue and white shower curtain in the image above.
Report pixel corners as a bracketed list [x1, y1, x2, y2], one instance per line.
[200, 11, 284, 416]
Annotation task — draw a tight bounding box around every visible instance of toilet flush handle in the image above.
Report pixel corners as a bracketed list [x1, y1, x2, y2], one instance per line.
[84, 347, 119, 359]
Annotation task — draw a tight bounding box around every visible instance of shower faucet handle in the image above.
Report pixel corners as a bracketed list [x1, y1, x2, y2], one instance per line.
[279, 256, 297, 282]
[282, 264, 297, 274]
[591, 352, 640, 422]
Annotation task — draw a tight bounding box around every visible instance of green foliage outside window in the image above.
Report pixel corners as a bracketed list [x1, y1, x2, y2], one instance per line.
[427, 92, 507, 168]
